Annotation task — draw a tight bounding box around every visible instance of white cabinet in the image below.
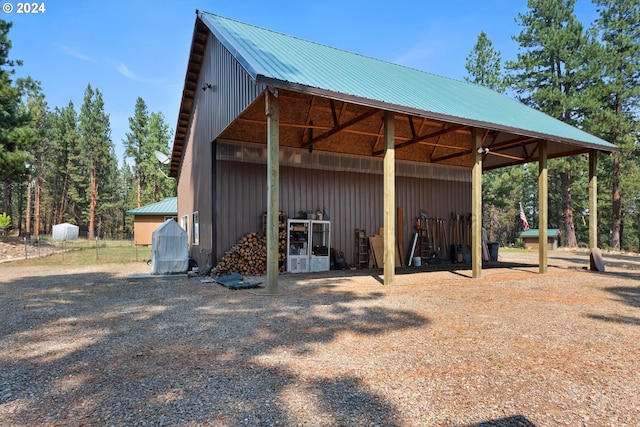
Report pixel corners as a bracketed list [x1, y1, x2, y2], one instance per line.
[287, 219, 309, 273]
[309, 220, 330, 272]
[287, 219, 330, 273]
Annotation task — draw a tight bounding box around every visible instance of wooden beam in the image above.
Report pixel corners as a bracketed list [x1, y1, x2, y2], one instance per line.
[238, 117, 332, 130]
[486, 150, 526, 161]
[301, 96, 317, 144]
[471, 128, 483, 278]
[538, 140, 548, 274]
[265, 89, 280, 294]
[372, 124, 466, 156]
[302, 108, 380, 148]
[383, 111, 395, 285]
[589, 150, 598, 254]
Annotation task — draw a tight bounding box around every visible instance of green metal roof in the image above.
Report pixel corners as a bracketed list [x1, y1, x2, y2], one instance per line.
[126, 197, 177, 216]
[520, 229, 561, 237]
[199, 11, 617, 152]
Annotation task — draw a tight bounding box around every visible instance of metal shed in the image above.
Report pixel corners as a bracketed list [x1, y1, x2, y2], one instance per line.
[170, 11, 618, 292]
[126, 198, 178, 246]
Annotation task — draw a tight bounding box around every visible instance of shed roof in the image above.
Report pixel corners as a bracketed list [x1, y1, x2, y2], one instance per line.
[520, 229, 561, 238]
[126, 198, 177, 216]
[199, 12, 616, 152]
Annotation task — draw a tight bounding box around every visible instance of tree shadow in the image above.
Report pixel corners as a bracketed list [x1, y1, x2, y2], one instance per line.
[585, 285, 640, 326]
[1, 271, 427, 425]
[464, 415, 537, 426]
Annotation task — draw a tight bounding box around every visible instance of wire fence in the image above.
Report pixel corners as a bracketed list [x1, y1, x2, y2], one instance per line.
[1, 236, 152, 265]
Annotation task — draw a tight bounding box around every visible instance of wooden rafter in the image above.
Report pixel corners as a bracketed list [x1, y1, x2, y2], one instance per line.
[372, 123, 467, 156]
[302, 108, 381, 148]
[301, 96, 317, 144]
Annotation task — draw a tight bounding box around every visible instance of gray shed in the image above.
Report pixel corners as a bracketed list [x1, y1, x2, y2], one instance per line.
[52, 223, 79, 241]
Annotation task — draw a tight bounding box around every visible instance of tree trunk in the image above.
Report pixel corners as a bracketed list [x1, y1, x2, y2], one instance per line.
[88, 167, 98, 240]
[3, 182, 10, 217]
[137, 172, 141, 208]
[58, 169, 69, 224]
[25, 181, 32, 235]
[611, 152, 621, 250]
[34, 177, 42, 237]
[561, 171, 577, 248]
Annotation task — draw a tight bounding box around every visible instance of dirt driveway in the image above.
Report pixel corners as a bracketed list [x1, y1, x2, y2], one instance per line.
[1, 253, 639, 426]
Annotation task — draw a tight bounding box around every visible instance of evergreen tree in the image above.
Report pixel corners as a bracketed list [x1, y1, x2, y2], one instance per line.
[21, 83, 50, 236]
[586, 0, 640, 250]
[124, 97, 149, 208]
[506, 0, 590, 247]
[78, 84, 114, 239]
[143, 112, 175, 203]
[0, 19, 31, 223]
[124, 100, 175, 210]
[464, 31, 506, 92]
[48, 102, 80, 226]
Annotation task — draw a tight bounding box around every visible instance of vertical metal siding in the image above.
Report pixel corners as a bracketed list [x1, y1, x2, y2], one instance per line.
[177, 32, 266, 266]
[214, 160, 470, 267]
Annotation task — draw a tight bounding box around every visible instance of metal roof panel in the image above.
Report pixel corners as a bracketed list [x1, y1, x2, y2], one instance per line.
[199, 12, 616, 152]
[126, 197, 177, 215]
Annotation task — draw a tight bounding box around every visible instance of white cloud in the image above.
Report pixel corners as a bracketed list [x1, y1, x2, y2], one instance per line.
[116, 61, 165, 85]
[59, 45, 98, 63]
[117, 62, 137, 79]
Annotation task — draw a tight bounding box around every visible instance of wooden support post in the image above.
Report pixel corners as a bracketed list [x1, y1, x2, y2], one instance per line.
[538, 141, 548, 274]
[397, 207, 404, 267]
[383, 111, 395, 285]
[471, 128, 483, 279]
[266, 89, 280, 294]
[589, 150, 598, 270]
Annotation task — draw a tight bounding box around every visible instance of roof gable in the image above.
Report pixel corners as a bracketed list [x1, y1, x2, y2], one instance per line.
[199, 11, 616, 152]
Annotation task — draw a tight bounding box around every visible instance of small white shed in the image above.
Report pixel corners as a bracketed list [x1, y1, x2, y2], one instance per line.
[52, 223, 79, 241]
[151, 219, 188, 275]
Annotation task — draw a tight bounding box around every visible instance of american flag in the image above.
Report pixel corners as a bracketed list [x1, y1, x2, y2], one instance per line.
[519, 203, 530, 231]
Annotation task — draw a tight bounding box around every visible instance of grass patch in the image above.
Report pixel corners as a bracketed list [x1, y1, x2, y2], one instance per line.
[8, 240, 152, 267]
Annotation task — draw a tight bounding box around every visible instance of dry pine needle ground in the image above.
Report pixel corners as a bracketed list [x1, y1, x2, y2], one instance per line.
[1, 254, 639, 426]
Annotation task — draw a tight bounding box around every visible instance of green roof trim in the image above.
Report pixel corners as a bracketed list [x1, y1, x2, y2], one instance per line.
[126, 197, 177, 216]
[520, 229, 561, 237]
[199, 11, 617, 152]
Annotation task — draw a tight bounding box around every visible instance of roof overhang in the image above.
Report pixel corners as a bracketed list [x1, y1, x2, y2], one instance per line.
[169, 13, 619, 177]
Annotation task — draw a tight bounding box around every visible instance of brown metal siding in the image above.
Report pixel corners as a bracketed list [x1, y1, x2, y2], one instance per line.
[214, 159, 471, 266]
[177, 32, 266, 266]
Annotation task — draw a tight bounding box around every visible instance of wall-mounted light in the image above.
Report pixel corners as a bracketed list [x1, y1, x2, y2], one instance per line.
[477, 147, 489, 155]
[202, 83, 213, 92]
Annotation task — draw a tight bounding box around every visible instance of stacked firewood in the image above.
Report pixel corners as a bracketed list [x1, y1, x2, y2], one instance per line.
[212, 231, 286, 276]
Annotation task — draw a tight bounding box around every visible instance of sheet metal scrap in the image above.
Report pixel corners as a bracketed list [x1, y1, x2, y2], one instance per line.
[214, 273, 263, 290]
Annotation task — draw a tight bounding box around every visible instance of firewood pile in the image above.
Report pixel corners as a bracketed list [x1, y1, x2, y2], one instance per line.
[212, 231, 287, 276]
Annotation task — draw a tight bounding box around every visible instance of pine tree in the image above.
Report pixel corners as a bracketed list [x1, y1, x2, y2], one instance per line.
[586, 0, 640, 250]
[48, 102, 80, 227]
[506, 0, 590, 248]
[0, 19, 31, 222]
[464, 31, 506, 92]
[464, 31, 513, 243]
[78, 84, 114, 239]
[124, 97, 149, 208]
[22, 83, 50, 237]
[143, 112, 175, 203]
[124, 100, 175, 210]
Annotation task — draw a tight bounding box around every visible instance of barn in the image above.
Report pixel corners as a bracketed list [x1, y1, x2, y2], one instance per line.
[169, 11, 618, 291]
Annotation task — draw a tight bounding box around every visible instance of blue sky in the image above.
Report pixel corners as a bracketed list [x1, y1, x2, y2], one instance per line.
[5, 0, 599, 163]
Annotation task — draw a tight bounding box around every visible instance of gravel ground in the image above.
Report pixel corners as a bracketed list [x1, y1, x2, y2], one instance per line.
[1, 254, 639, 426]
